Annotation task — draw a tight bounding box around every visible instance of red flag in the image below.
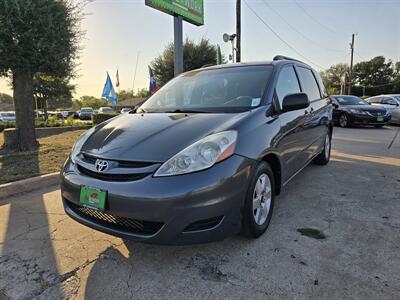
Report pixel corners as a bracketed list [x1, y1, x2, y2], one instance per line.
[116, 69, 120, 88]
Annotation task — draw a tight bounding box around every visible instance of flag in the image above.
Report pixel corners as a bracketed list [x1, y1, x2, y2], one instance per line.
[217, 45, 223, 65]
[101, 72, 118, 105]
[115, 69, 120, 88]
[149, 66, 158, 95]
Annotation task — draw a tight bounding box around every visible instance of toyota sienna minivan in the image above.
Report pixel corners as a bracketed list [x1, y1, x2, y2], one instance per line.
[61, 56, 333, 244]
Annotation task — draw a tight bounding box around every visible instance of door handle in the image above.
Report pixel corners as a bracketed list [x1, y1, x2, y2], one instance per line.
[310, 107, 314, 112]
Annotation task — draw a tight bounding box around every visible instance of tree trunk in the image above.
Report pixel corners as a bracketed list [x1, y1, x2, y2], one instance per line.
[13, 71, 38, 151]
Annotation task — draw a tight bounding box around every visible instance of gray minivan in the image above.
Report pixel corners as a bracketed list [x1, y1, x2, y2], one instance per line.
[61, 56, 333, 244]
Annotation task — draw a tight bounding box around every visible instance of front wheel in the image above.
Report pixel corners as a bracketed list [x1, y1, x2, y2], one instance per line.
[313, 132, 331, 165]
[339, 113, 350, 128]
[242, 162, 275, 238]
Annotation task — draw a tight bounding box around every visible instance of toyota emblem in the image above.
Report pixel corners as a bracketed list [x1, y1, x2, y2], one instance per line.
[95, 159, 109, 172]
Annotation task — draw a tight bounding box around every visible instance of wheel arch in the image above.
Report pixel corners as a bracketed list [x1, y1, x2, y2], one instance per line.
[261, 153, 282, 195]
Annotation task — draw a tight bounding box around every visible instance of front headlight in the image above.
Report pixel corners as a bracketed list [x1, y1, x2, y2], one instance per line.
[350, 109, 369, 115]
[70, 127, 96, 163]
[154, 131, 238, 177]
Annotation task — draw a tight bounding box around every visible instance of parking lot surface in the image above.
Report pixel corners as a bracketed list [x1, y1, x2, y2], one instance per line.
[1, 126, 399, 299]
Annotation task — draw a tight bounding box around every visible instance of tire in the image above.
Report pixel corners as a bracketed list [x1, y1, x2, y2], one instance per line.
[339, 113, 350, 128]
[242, 161, 275, 238]
[313, 131, 331, 165]
[374, 124, 384, 128]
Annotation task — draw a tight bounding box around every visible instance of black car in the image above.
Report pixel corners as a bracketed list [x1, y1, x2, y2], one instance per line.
[61, 56, 333, 245]
[331, 95, 391, 128]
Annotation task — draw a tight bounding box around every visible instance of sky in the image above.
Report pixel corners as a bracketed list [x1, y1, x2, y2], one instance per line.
[1, 0, 399, 99]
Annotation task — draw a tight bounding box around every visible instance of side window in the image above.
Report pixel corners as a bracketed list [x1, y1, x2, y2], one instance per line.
[382, 97, 397, 105]
[367, 97, 381, 104]
[313, 70, 328, 97]
[297, 67, 321, 101]
[275, 66, 301, 107]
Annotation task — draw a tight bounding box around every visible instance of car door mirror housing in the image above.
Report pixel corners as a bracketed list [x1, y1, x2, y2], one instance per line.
[281, 93, 310, 112]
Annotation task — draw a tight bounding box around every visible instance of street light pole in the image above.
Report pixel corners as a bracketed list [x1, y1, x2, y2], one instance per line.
[174, 15, 184, 76]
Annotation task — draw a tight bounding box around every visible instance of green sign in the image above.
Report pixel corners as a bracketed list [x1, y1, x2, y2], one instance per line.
[145, 0, 204, 26]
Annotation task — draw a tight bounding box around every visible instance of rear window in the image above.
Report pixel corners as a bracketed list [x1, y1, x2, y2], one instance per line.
[297, 67, 321, 101]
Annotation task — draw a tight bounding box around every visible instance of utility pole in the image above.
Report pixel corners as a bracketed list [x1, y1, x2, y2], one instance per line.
[348, 33, 355, 95]
[236, 0, 241, 63]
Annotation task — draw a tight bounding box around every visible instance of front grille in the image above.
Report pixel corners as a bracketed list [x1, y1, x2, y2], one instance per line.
[68, 201, 163, 235]
[77, 164, 149, 182]
[369, 111, 385, 116]
[81, 153, 156, 168]
[183, 216, 224, 232]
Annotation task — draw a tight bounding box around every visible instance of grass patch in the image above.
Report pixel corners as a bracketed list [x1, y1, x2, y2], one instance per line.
[297, 228, 326, 240]
[0, 130, 85, 184]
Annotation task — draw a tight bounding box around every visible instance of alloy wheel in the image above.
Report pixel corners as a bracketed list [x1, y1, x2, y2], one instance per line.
[252, 174, 272, 225]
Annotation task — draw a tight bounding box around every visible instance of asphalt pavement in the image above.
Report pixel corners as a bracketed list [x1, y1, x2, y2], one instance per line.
[1, 126, 399, 300]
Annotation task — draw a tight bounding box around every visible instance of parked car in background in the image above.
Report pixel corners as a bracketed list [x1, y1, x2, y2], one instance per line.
[0, 111, 16, 122]
[61, 56, 333, 244]
[98, 107, 114, 114]
[79, 107, 94, 120]
[121, 107, 132, 114]
[366, 94, 400, 124]
[59, 110, 79, 119]
[331, 95, 391, 127]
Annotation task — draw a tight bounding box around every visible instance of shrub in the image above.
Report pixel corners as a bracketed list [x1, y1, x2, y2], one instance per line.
[0, 121, 15, 132]
[92, 113, 118, 125]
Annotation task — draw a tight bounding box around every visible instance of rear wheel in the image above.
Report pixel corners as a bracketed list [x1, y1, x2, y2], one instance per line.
[313, 132, 331, 165]
[374, 124, 384, 128]
[242, 162, 275, 238]
[339, 113, 350, 128]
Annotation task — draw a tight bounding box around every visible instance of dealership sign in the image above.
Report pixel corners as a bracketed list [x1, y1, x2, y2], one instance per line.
[145, 0, 204, 26]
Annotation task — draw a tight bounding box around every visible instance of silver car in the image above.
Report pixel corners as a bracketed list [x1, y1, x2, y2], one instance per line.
[366, 95, 400, 124]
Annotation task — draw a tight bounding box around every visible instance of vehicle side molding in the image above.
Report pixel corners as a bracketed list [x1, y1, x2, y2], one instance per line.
[281, 93, 310, 112]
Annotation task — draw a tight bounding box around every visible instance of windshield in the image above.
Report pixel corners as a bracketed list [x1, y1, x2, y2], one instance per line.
[101, 108, 113, 112]
[139, 66, 273, 113]
[333, 96, 368, 106]
[81, 108, 93, 112]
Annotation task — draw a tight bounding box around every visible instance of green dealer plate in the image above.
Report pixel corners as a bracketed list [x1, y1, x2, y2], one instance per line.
[377, 116, 384, 122]
[80, 186, 106, 211]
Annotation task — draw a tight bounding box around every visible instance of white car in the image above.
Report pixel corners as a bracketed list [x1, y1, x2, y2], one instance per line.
[98, 107, 115, 114]
[0, 111, 16, 122]
[366, 95, 400, 124]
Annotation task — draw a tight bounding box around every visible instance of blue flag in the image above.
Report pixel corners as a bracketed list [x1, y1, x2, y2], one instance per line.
[102, 73, 118, 105]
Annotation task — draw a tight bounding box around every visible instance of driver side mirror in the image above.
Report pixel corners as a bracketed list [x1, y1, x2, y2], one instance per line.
[281, 93, 310, 112]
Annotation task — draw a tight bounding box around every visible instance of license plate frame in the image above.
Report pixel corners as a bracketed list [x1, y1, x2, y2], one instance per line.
[79, 186, 107, 211]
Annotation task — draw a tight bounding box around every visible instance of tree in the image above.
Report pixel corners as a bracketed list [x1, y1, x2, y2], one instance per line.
[117, 88, 149, 101]
[353, 56, 394, 93]
[72, 96, 108, 110]
[320, 63, 349, 95]
[0, 93, 13, 105]
[0, 0, 82, 150]
[33, 74, 75, 114]
[151, 38, 219, 87]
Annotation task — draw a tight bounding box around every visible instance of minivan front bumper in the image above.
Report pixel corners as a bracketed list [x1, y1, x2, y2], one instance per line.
[61, 155, 255, 245]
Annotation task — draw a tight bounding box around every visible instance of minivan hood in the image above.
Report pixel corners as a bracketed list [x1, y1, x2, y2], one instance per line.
[81, 112, 248, 162]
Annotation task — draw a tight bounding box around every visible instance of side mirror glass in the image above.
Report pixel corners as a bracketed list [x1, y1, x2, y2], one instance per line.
[281, 93, 310, 112]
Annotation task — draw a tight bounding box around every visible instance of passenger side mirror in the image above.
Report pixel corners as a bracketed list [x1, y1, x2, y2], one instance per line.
[281, 93, 310, 112]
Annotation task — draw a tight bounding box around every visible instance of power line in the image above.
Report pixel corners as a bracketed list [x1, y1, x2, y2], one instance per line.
[261, 0, 346, 54]
[243, 0, 326, 69]
[293, 0, 347, 38]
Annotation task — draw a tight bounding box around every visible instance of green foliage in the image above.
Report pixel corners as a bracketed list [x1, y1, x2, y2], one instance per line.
[73, 96, 108, 110]
[34, 73, 75, 109]
[117, 88, 149, 101]
[92, 113, 117, 125]
[0, 118, 91, 132]
[353, 56, 394, 88]
[151, 38, 219, 87]
[0, 121, 15, 132]
[0, 0, 82, 77]
[0, 93, 13, 104]
[320, 63, 349, 92]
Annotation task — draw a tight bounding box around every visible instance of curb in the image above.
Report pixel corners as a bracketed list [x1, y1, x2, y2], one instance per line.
[0, 172, 60, 200]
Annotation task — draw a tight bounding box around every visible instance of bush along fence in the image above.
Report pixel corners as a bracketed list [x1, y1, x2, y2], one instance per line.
[92, 113, 118, 125]
[0, 117, 92, 132]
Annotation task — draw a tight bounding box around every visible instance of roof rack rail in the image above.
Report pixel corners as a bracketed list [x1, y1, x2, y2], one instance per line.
[273, 55, 304, 64]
